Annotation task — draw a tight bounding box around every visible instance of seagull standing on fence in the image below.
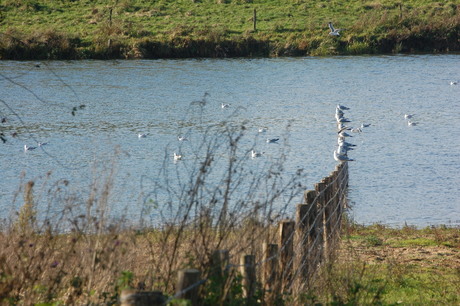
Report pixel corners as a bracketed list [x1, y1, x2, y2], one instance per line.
[334, 150, 354, 162]
[336, 104, 350, 111]
[338, 137, 356, 147]
[338, 130, 353, 138]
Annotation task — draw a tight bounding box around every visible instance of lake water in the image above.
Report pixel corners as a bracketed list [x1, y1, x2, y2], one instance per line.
[1, 55, 459, 228]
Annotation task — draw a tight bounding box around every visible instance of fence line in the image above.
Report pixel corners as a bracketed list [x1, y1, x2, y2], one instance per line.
[122, 161, 350, 305]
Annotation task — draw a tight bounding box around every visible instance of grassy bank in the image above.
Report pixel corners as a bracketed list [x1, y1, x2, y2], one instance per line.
[0, 0, 459, 59]
[1, 202, 459, 305]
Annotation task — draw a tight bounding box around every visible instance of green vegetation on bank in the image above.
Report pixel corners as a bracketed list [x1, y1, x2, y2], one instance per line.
[0, 0, 459, 59]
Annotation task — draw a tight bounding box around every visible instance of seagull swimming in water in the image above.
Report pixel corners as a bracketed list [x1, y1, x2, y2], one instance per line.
[404, 114, 414, 120]
[251, 150, 263, 158]
[258, 127, 268, 133]
[221, 103, 230, 109]
[450, 81, 458, 85]
[24, 145, 37, 152]
[266, 138, 279, 143]
[138, 133, 147, 138]
[177, 136, 188, 141]
[173, 152, 182, 161]
[328, 22, 342, 36]
[407, 120, 417, 126]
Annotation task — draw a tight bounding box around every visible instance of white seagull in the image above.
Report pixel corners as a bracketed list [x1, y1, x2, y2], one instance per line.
[407, 120, 417, 126]
[221, 103, 230, 109]
[336, 145, 350, 156]
[338, 137, 356, 147]
[337, 117, 351, 123]
[138, 133, 147, 138]
[24, 145, 37, 152]
[173, 152, 182, 161]
[338, 131, 353, 138]
[328, 22, 342, 36]
[334, 150, 354, 162]
[258, 127, 268, 133]
[38, 142, 48, 147]
[266, 138, 279, 143]
[351, 127, 362, 133]
[404, 114, 414, 120]
[251, 150, 263, 158]
[336, 104, 350, 111]
[450, 81, 458, 85]
[177, 136, 188, 141]
[361, 123, 371, 128]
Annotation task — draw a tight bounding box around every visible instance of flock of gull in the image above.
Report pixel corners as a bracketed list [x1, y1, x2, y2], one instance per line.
[134, 101, 280, 162]
[333, 104, 361, 163]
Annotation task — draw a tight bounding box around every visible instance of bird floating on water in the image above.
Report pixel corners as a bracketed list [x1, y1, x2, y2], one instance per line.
[361, 123, 371, 128]
[266, 138, 279, 143]
[24, 145, 37, 152]
[450, 81, 458, 85]
[407, 120, 417, 126]
[138, 133, 147, 138]
[177, 136, 188, 141]
[404, 114, 414, 120]
[258, 127, 268, 133]
[221, 103, 230, 109]
[251, 150, 263, 158]
[173, 152, 182, 161]
[38, 142, 48, 147]
[328, 22, 342, 36]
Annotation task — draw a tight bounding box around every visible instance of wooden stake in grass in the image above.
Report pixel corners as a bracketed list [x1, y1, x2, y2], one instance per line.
[253, 8, 257, 32]
[176, 269, 201, 305]
[240, 254, 256, 300]
[262, 242, 279, 303]
[278, 219, 295, 292]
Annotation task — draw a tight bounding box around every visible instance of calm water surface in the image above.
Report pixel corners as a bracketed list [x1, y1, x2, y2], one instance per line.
[1, 55, 459, 227]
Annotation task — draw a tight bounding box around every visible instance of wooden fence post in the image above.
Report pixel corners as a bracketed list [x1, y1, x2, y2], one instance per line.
[120, 290, 166, 306]
[304, 190, 318, 276]
[322, 176, 333, 258]
[262, 242, 279, 302]
[295, 203, 310, 290]
[210, 250, 230, 303]
[253, 8, 257, 31]
[314, 182, 326, 263]
[278, 219, 295, 292]
[176, 269, 201, 305]
[240, 254, 256, 300]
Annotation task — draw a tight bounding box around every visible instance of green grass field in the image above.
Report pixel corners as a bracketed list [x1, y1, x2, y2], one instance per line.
[1, 0, 459, 58]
